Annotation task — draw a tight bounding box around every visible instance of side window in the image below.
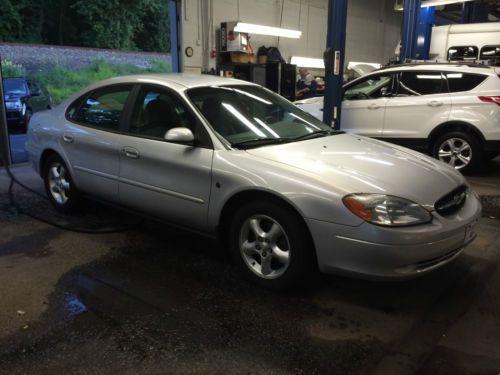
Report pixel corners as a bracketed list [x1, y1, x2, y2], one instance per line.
[480, 46, 500, 60]
[128, 86, 196, 139]
[343, 74, 394, 100]
[396, 71, 444, 96]
[27, 81, 40, 96]
[445, 72, 487, 93]
[447, 46, 478, 61]
[72, 86, 132, 130]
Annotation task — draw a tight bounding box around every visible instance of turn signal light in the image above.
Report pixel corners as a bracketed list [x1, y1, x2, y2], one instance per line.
[478, 96, 500, 106]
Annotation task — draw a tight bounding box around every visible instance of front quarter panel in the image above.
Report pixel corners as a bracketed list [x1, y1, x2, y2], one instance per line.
[207, 150, 364, 232]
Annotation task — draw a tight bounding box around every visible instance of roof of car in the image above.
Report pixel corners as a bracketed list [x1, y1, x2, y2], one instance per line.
[377, 63, 497, 74]
[98, 73, 253, 90]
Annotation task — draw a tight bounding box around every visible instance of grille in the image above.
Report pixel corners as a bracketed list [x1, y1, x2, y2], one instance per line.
[435, 185, 467, 216]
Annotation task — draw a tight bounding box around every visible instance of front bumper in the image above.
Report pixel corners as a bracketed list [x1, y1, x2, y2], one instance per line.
[307, 191, 482, 279]
[6, 110, 25, 125]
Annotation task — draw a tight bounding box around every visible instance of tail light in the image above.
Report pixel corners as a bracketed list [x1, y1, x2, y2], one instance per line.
[478, 96, 500, 106]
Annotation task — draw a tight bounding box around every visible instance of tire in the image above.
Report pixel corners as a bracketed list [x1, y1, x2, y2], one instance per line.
[432, 131, 482, 174]
[43, 154, 80, 213]
[228, 200, 315, 290]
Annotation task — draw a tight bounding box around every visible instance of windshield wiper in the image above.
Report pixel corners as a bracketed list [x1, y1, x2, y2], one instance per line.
[292, 130, 343, 142]
[231, 138, 291, 149]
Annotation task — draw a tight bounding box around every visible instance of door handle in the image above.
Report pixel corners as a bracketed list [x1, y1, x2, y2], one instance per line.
[427, 100, 443, 107]
[62, 134, 74, 143]
[368, 104, 380, 110]
[121, 147, 140, 159]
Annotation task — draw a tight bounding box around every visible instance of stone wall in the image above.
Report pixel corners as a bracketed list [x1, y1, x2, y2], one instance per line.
[0, 43, 171, 73]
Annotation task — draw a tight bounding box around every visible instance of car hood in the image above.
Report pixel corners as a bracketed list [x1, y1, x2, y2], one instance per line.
[245, 133, 464, 207]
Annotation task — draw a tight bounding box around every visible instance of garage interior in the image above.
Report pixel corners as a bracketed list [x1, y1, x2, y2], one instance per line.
[1, 0, 500, 374]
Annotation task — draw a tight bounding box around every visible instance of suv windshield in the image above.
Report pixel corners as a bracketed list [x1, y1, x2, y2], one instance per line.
[187, 85, 333, 147]
[4, 79, 28, 96]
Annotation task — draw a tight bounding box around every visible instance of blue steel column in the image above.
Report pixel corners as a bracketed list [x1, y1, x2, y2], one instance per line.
[169, 0, 181, 72]
[415, 6, 435, 60]
[400, 0, 422, 62]
[322, 0, 348, 130]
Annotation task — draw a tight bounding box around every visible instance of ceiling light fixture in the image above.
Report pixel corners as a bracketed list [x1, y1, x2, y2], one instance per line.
[290, 56, 324, 68]
[421, 0, 474, 8]
[234, 22, 302, 39]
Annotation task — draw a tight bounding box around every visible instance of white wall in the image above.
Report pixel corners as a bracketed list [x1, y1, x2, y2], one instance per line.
[181, 0, 402, 72]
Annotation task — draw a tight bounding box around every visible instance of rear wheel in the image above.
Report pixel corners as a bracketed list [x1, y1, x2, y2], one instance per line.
[229, 200, 315, 290]
[432, 131, 482, 174]
[43, 154, 80, 213]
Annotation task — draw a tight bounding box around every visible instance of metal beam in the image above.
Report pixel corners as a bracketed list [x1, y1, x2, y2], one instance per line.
[415, 6, 435, 60]
[322, 0, 348, 130]
[0, 59, 12, 167]
[400, 0, 422, 62]
[169, 0, 181, 72]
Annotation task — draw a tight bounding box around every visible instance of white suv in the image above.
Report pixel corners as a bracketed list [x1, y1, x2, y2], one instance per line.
[295, 63, 500, 174]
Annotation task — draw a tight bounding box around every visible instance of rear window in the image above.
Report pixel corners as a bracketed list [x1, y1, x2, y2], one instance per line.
[480, 45, 500, 60]
[444, 72, 487, 93]
[447, 46, 479, 61]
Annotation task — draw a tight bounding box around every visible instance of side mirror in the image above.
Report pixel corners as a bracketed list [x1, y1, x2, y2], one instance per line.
[164, 127, 195, 143]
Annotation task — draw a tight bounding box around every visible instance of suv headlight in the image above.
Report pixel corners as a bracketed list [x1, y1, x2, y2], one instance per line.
[343, 194, 432, 227]
[5, 100, 22, 110]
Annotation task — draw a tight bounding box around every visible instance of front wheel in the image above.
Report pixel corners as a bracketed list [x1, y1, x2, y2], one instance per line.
[432, 131, 482, 174]
[43, 154, 80, 213]
[229, 200, 315, 290]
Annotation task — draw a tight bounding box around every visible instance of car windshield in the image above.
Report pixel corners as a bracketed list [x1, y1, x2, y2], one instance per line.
[187, 85, 333, 147]
[3, 79, 27, 96]
[344, 76, 391, 99]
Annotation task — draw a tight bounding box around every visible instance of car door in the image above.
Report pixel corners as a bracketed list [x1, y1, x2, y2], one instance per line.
[118, 84, 214, 232]
[62, 84, 134, 203]
[341, 73, 395, 136]
[382, 71, 451, 141]
[27, 81, 44, 112]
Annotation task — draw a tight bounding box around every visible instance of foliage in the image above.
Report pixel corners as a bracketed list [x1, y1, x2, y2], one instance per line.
[35, 59, 171, 104]
[1, 60, 27, 78]
[0, 0, 170, 53]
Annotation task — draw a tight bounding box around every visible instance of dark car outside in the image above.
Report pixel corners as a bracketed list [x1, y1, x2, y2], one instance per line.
[3, 78, 52, 133]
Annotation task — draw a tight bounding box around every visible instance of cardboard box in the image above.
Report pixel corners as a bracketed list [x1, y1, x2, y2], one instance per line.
[221, 22, 249, 52]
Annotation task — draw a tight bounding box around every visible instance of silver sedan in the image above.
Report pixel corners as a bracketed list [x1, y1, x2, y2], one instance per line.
[26, 74, 481, 289]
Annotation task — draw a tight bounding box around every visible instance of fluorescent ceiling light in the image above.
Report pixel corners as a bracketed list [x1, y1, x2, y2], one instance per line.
[234, 22, 302, 39]
[290, 56, 324, 68]
[421, 0, 474, 8]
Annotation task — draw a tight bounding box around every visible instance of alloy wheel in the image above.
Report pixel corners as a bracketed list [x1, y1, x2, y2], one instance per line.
[47, 162, 71, 204]
[438, 138, 472, 170]
[238, 215, 291, 279]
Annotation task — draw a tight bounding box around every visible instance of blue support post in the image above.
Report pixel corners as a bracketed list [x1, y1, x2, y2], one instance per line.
[462, 1, 474, 23]
[322, 0, 348, 130]
[169, 0, 181, 72]
[415, 6, 435, 60]
[400, 0, 422, 62]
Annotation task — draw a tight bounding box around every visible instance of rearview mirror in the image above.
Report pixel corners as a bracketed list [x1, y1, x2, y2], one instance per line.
[164, 127, 195, 143]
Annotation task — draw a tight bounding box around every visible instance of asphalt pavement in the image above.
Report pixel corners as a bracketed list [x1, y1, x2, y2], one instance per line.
[0, 160, 499, 375]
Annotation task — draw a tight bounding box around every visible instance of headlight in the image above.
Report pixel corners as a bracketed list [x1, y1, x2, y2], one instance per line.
[343, 194, 432, 227]
[5, 100, 22, 110]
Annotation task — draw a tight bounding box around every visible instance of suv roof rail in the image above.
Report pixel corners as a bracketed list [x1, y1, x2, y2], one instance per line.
[378, 61, 490, 70]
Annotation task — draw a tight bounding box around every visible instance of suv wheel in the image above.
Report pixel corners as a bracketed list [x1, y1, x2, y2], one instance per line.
[43, 154, 80, 213]
[432, 131, 482, 174]
[229, 200, 314, 290]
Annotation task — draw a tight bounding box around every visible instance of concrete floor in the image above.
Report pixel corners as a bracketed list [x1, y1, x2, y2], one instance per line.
[0, 160, 499, 375]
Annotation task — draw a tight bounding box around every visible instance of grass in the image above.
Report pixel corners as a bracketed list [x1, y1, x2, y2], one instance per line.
[2, 59, 171, 104]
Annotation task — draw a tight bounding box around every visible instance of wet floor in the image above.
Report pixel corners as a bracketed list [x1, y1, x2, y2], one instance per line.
[0, 168, 500, 374]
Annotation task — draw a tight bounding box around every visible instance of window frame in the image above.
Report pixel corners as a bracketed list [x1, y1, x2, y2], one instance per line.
[123, 83, 213, 149]
[65, 83, 136, 134]
[479, 45, 500, 60]
[342, 72, 397, 101]
[394, 70, 446, 97]
[447, 45, 479, 61]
